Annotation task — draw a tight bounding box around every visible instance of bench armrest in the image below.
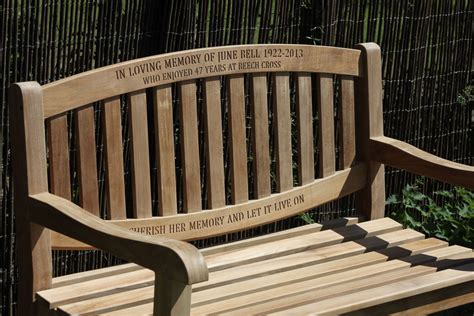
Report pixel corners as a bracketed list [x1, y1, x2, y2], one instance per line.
[369, 136, 474, 190]
[27, 192, 208, 285]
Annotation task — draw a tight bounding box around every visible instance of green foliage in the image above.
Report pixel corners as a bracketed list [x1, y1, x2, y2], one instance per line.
[300, 212, 315, 224]
[457, 85, 474, 106]
[387, 179, 474, 247]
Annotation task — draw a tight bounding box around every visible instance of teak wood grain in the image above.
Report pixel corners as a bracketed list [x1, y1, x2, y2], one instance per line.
[42, 45, 364, 118]
[102, 96, 127, 219]
[10, 44, 473, 315]
[370, 136, 474, 190]
[204, 77, 226, 208]
[153, 85, 178, 216]
[296, 73, 315, 185]
[47, 115, 71, 200]
[10, 82, 52, 316]
[128, 90, 152, 218]
[227, 75, 249, 204]
[273, 72, 293, 192]
[339, 75, 356, 169]
[316, 73, 336, 178]
[354, 43, 386, 220]
[251, 73, 271, 198]
[179, 80, 202, 213]
[75, 105, 100, 216]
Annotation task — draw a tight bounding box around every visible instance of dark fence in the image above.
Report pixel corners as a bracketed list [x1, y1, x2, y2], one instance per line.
[1, 0, 472, 314]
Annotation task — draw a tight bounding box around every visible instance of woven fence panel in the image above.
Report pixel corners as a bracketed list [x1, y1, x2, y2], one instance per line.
[0, 0, 472, 314]
[302, 0, 473, 198]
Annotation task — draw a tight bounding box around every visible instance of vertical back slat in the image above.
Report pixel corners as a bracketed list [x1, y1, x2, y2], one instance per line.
[204, 77, 225, 208]
[340, 76, 356, 169]
[273, 73, 293, 192]
[75, 105, 99, 216]
[228, 75, 248, 204]
[179, 81, 202, 213]
[128, 90, 152, 218]
[251, 74, 271, 198]
[316, 74, 336, 178]
[154, 85, 178, 216]
[102, 96, 126, 219]
[296, 73, 315, 185]
[47, 116, 71, 199]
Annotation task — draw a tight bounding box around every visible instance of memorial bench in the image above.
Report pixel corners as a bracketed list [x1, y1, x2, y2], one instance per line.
[10, 43, 474, 315]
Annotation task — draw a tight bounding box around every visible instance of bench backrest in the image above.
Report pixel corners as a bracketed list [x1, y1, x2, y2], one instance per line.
[21, 44, 386, 248]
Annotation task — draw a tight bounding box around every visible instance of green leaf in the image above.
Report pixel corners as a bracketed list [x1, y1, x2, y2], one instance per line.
[405, 212, 421, 228]
[435, 190, 454, 198]
[458, 204, 474, 219]
[300, 213, 315, 224]
[411, 192, 426, 201]
[386, 194, 400, 205]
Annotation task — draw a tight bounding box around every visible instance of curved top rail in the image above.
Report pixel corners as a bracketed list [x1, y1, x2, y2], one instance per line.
[42, 44, 362, 118]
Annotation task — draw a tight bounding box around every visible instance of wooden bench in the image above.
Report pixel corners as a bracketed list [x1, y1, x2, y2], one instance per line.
[10, 43, 474, 315]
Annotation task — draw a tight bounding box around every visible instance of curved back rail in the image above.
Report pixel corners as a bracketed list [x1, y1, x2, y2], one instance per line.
[42, 44, 375, 249]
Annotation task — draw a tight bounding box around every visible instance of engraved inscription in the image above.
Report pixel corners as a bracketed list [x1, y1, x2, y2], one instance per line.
[129, 193, 305, 236]
[114, 47, 304, 86]
[189, 216, 225, 230]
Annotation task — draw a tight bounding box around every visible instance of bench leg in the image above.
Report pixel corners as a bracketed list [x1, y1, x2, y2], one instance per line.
[154, 274, 192, 316]
[16, 219, 52, 316]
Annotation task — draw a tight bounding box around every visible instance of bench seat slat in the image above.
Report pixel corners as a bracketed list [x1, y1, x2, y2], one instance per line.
[102, 96, 127, 219]
[193, 246, 472, 315]
[200, 217, 358, 256]
[40, 218, 355, 310]
[40, 269, 155, 309]
[153, 85, 178, 216]
[52, 263, 141, 288]
[204, 217, 402, 271]
[179, 80, 202, 213]
[75, 105, 100, 215]
[50, 218, 358, 289]
[128, 90, 152, 218]
[58, 285, 155, 315]
[204, 77, 226, 208]
[40, 230, 468, 316]
[47, 116, 71, 200]
[272, 261, 474, 315]
[227, 250, 474, 315]
[196, 227, 422, 291]
[192, 235, 444, 307]
[49, 237, 450, 315]
[86, 257, 474, 316]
